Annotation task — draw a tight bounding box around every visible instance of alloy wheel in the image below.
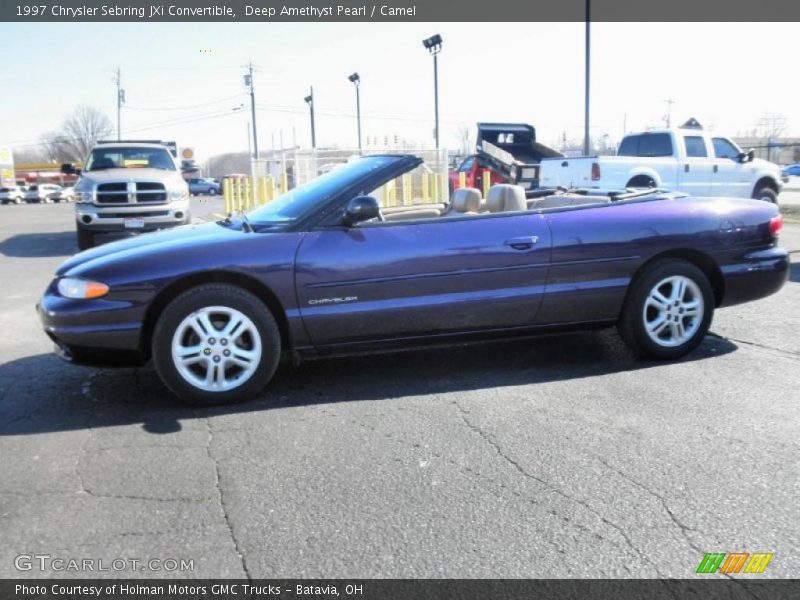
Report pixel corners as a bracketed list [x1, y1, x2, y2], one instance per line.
[171, 305, 262, 392]
[642, 275, 704, 348]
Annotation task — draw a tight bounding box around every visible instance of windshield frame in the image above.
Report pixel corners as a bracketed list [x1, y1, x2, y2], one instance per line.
[245, 155, 421, 232]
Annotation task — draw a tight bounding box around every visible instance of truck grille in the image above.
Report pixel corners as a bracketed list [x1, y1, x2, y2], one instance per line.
[96, 182, 168, 204]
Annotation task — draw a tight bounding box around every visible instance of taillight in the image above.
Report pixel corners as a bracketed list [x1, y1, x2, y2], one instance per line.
[769, 214, 783, 237]
[591, 162, 601, 181]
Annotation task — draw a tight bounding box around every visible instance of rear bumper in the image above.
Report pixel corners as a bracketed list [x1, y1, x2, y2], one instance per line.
[720, 246, 790, 307]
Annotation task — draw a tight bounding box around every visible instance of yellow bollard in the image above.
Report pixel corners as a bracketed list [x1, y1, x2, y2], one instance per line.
[267, 176, 275, 201]
[402, 173, 412, 206]
[223, 179, 231, 214]
[246, 178, 253, 209]
[280, 172, 288, 195]
[234, 178, 243, 212]
[431, 173, 439, 203]
[258, 177, 268, 205]
[421, 172, 429, 202]
[387, 179, 397, 207]
[482, 168, 491, 198]
[458, 171, 466, 189]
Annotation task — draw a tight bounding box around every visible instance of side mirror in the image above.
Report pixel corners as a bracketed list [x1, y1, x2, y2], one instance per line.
[747, 149, 755, 163]
[60, 163, 77, 175]
[342, 195, 380, 227]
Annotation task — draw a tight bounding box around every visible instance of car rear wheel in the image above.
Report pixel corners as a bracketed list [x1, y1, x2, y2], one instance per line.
[618, 259, 714, 360]
[152, 284, 281, 406]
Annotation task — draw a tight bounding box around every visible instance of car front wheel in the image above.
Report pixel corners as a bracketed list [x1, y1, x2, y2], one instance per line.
[152, 284, 281, 405]
[618, 259, 714, 359]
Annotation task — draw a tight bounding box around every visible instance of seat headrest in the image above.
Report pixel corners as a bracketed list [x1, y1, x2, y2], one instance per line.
[450, 187, 481, 213]
[485, 184, 527, 213]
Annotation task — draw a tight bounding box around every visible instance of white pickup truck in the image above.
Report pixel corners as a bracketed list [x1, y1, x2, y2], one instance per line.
[539, 127, 783, 203]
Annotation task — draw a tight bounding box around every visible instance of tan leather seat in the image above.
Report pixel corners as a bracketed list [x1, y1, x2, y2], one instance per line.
[383, 208, 442, 221]
[529, 193, 611, 209]
[445, 187, 481, 216]
[485, 184, 527, 213]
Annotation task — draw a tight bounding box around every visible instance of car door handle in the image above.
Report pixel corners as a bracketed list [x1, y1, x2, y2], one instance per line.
[504, 236, 539, 250]
[713, 165, 719, 173]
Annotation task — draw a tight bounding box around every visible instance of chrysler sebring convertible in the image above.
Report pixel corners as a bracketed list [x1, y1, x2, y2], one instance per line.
[38, 155, 789, 405]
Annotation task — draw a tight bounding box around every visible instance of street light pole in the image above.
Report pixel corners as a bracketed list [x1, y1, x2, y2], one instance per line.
[584, 0, 591, 156]
[304, 87, 316, 149]
[348, 73, 362, 152]
[422, 34, 443, 149]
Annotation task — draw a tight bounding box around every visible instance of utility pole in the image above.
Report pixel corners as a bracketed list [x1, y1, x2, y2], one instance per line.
[244, 63, 259, 159]
[664, 98, 676, 127]
[113, 68, 124, 141]
[583, 0, 591, 156]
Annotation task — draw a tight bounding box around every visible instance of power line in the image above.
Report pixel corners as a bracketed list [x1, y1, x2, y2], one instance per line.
[124, 94, 245, 112]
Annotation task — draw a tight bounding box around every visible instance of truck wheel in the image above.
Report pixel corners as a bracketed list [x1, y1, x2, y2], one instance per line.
[618, 259, 714, 360]
[76, 228, 95, 251]
[627, 176, 656, 189]
[152, 284, 282, 406]
[753, 187, 777, 203]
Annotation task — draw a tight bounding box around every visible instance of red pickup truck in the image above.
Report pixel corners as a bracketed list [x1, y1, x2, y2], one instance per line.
[449, 123, 564, 194]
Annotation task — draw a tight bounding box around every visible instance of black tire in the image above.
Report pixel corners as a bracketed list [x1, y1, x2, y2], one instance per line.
[618, 259, 714, 360]
[626, 176, 656, 189]
[152, 284, 281, 406]
[208, 187, 219, 195]
[76, 228, 94, 251]
[752, 186, 777, 203]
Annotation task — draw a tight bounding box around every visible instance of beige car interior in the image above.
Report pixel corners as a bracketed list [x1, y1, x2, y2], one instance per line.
[371, 182, 613, 224]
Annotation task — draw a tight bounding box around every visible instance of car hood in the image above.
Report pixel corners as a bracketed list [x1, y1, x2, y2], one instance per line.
[751, 158, 781, 174]
[57, 221, 239, 277]
[80, 168, 185, 184]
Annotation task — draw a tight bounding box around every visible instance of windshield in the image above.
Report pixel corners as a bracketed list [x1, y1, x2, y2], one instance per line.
[247, 156, 398, 224]
[85, 147, 176, 171]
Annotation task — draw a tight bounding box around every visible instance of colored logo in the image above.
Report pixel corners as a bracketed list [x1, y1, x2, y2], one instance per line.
[696, 552, 773, 574]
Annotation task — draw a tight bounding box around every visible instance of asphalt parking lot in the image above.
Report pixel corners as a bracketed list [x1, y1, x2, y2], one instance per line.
[0, 199, 798, 579]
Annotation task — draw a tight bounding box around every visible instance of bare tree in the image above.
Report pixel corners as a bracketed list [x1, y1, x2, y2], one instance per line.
[453, 123, 472, 157]
[755, 113, 788, 139]
[41, 105, 113, 162]
[12, 145, 50, 164]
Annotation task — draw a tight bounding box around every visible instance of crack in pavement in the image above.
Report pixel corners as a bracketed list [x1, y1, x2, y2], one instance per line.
[310, 403, 578, 570]
[452, 399, 669, 580]
[595, 457, 700, 549]
[205, 416, 252, 580]
[707, 332, 800, 360]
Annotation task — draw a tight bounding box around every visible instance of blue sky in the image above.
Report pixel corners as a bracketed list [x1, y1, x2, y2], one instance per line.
[3, 22, 798, 160]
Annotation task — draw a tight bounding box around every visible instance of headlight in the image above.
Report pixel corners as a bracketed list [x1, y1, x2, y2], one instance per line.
[57, 278, 109, 299]
[75, 191, 93, 203]
[168, 188, 187, 201]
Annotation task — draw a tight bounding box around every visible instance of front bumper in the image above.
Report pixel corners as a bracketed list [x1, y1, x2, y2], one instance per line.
[75, 199, 191, 233]
[37, 287, 150, 367]
[720, 246, 790, 307]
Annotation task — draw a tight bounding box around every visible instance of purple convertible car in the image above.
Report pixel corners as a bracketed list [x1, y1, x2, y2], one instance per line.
[38, 155, 788, 405]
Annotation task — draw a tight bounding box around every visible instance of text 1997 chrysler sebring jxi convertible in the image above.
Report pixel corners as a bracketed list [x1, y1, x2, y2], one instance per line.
[38, 155, 789, 405]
